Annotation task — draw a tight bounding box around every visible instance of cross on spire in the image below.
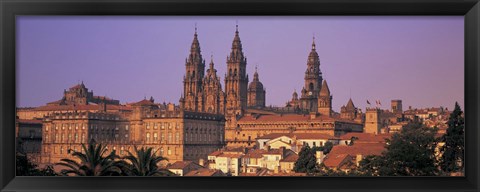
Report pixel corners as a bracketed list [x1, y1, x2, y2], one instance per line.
[312, 33, 316, 50]
[235, 20, 239, 33]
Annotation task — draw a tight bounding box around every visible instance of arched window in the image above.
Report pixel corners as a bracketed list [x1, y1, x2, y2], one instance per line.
[309, 83, 314, 91]
[146, 132, 151, 142]
[192, 71, 196, 78]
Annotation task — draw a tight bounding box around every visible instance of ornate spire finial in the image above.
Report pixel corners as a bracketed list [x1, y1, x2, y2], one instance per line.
[312, 34, 316, 50]
[235, 20, 239, 33]
[194, 22, 197, 34]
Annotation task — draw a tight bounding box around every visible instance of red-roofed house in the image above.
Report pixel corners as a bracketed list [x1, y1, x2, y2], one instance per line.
[322, 143, 386, 171]
[167, 161, 203, 176]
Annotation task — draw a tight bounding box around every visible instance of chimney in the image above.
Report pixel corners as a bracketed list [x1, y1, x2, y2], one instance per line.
[279, 146, 286, 158]
[274, 165, 280, 174]
[198, 158, 205, 167]
[356, 154, 363, 166]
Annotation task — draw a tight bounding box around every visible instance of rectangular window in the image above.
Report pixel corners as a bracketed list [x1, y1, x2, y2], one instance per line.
[161, 133, 165, 141]
[154, 133, 158, 141]
[146, 123, 150, 129]
[45, 126, 49, 132]
[154, 123, 158, 129]
[168, 133, 172, 143]
[176, 132, 180, 143]
[125, 125, 129, 130]
[161, 123, 165, 129]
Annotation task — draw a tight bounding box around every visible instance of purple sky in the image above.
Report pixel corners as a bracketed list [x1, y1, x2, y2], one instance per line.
[17, 16, 464, 111]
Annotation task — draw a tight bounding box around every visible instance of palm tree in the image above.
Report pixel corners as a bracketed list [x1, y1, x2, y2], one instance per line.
[121, 146, 172, 176]
[56, 140, 122, 176]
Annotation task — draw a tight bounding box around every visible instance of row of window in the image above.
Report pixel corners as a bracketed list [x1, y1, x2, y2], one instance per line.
[47, 124, 130, 131]
[45, 133, 130, 143]
[145, 132, 179, 143]
[145, 122, 178, 130]
[47, 145, 176, 156]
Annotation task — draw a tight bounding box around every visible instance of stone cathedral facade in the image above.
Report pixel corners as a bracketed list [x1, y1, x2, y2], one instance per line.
[177, 26, 359, 148]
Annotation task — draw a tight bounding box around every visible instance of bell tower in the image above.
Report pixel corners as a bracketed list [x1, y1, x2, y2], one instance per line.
[182, 26, 206, 112]
[300, 36, 323, 112]
[225, 25, 249, 117]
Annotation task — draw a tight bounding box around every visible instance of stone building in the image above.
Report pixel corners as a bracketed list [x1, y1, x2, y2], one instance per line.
[17, 82, 225, 166]
[299, 38, 324, 113]
[247, 67, 266, 109]
[225, 112, 363, 148]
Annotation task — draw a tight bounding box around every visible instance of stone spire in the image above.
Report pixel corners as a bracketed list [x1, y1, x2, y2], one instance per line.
[253, 65, 259, 82]
[319, 80, 330, 96]
[346, 98, 355, 109]
[228, 24, 245, 63]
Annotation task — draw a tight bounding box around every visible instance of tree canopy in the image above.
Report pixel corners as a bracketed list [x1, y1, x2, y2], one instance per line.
[440, 102, 465, 173]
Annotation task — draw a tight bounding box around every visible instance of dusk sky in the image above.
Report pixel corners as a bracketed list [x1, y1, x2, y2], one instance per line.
[17, 16, 464, 111]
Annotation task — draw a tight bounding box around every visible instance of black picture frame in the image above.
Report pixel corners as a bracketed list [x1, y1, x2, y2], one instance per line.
[1, 0, 479, 192]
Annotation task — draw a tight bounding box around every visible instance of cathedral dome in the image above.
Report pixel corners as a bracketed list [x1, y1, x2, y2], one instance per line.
[248, 80, 264, 90]
[248, 70, 264, 91]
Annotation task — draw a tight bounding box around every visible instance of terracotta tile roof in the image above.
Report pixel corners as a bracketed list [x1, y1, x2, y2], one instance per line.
[47, 99, 64, 105]
[279, 153, 299, 162]
[243, 149, 266, 158]
[256, 133, 292, 140]
[257, 133, 338, 140]
[295, 133, 338, 140]
[328, 143, 386, 157]
[218, 153, 243, 158]
[238, 113, 335, 122]
[16, 119, 43, 124]
[184, 168, 224, 176]
[130, 99, 155, 106]
[339, 133, 391, 143]
[323, 153, 352, 168]
[167, 161, 199, 169]
[266, 172, 307, 176]
[32, 104, 132, 111]
[208, 150, 223, 157]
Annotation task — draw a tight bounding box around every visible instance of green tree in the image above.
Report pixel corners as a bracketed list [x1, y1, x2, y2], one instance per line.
[358, 121, 439, 176]
[440, 102, 465, 173]
[293, 145, 317, 174]
[120, 146, 173, 176]
[16, 152, 41, 176]
[322, 141, 334, 154]
[16, 147, 57, 176]
[56, 141, 122, 176]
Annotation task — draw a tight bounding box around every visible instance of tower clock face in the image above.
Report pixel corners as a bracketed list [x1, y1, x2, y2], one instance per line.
[308, 91, 313, 96]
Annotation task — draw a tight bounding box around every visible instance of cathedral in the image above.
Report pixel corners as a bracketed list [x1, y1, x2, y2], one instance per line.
[179, 25, 334, 117]
[177, 25, 361, 148]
